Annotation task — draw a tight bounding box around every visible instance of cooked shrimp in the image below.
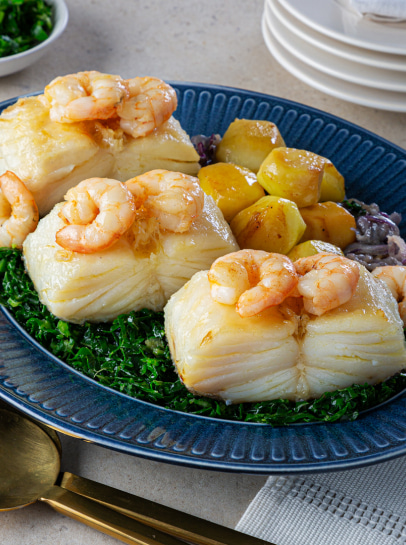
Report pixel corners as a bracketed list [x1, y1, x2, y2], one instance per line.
[44, 71, 128, 123]
[126, 169, 204, 233]
[43, 72, 177, 137]
[56, 178, 136, 254]
[117, 76, 177, 138]
[0, 171, 39, 248]
[294, 252, 360, 316]
[208, 250, 299, 318]
[372, 266, 406, 325]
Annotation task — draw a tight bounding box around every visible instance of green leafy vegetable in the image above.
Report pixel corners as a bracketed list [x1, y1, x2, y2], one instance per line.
[1, 247, 405, 426]
[0, 0, 53, 58]
[341, 199, 367, 218]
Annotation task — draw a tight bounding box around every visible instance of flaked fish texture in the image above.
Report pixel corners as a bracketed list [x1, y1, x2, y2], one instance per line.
[23, 195, 239, 324]
[0, 96, 200, 216]
[164, 265, 406, 402]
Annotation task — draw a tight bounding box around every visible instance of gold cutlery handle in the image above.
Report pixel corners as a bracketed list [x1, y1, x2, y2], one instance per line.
[60, 472, 272, 545]
[41, 485, 188, 545]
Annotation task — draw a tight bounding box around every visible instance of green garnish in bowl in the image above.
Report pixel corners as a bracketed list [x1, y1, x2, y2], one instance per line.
[0, 0, 53, 58]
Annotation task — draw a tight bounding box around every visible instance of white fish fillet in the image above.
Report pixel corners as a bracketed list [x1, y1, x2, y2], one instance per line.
[0, 96, 200, 216]
[164, 265, 406, 402]
[23, 195, 239, 324]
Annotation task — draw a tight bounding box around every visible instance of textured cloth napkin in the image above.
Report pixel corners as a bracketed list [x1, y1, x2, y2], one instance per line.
[236, 455, 406, 545]
[338, 0, 406, 20]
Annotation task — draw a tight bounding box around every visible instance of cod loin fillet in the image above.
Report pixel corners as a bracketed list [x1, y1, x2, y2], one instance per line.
[0, 96, 200, 216]
[23, 194, 239, 324]
[164, 265, 406, 403]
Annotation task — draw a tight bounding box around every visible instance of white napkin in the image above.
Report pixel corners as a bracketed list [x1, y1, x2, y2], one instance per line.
[236, 456, 406, 545]
[336, 0, 406, 21]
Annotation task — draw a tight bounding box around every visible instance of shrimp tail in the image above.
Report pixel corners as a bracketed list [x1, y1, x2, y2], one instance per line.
[209, 250, 298, 317]
[0, 170, 39, 248]
[294, 252, 360, 315]
[56, 178, 136, 254]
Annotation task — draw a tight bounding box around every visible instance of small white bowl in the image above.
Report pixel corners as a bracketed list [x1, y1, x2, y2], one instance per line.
[0, 0, 69, 77]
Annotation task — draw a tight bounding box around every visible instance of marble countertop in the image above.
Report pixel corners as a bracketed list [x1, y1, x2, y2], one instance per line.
[1, 1, 405, 543]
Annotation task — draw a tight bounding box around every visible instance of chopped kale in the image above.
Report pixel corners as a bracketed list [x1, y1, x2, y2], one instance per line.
[341, 199, 367, 218]
[1, 247, 405, 426]
[0, 0, 53, 58]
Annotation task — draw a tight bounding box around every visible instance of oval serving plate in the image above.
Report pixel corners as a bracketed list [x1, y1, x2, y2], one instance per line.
[1, 82, 406, 474]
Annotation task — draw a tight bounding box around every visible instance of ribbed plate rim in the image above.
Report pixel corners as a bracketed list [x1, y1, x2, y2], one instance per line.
[0, 81, 406, 474]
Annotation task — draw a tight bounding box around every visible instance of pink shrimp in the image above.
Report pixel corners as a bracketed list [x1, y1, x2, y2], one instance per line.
[208, 249, 299, 318]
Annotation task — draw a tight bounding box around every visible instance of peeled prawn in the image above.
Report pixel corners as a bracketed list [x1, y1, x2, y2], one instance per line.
[294, 252, 360, 316]
[0, 171, 39, 248]
[56, 178, 136, 254]
[208, 249, 299, 318]
[43, 72, 177, 139]
[372, 266, 406, 325]
[126, 169, 204, 233]
[117, 76, 177, 138]
[44, 71, 127, 123]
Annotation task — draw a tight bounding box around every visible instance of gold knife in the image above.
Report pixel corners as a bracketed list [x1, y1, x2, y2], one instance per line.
[59, 472, 273, 545]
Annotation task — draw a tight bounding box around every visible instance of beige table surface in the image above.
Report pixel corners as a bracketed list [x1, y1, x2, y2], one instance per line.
[1, 1, 405, 544]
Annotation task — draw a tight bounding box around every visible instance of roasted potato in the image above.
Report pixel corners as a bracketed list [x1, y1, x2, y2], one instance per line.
[299, 202, 356, 249]
[288, 240, 344, 261]
[216, 119, 285, 173]
[230, 195, 306, 254]
[319, 159, 345, 202]
[197, 162, 265, 222]
[257, 147, 325, 208]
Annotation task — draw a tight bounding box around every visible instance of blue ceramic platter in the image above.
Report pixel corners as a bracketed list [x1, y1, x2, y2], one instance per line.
[1, 82, 406, 474]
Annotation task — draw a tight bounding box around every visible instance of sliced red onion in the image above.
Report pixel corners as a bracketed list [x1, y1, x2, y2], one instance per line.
[343, 199, 404, 271]
[345, 243, 389, 255]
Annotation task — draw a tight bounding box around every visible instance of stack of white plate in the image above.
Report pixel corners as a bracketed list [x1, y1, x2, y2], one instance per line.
[262, 0, 406, 111]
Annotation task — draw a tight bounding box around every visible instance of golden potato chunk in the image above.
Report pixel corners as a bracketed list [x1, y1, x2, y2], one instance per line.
[299, 202, 356, 250]
[257, 147, 325, 208]
[319, 159, 345, 202]
[287, 240, 344, 261]
[216, 119, 285, 173]
[230, 195, 306, 254]
[197, 162, 265, 222]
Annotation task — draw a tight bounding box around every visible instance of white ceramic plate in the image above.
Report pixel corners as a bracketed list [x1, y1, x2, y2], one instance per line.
[261, 13, 406, 111]
[265, 1, 406, 92]
[269, 0, 406, 71]
[278, 0, 406, 55]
